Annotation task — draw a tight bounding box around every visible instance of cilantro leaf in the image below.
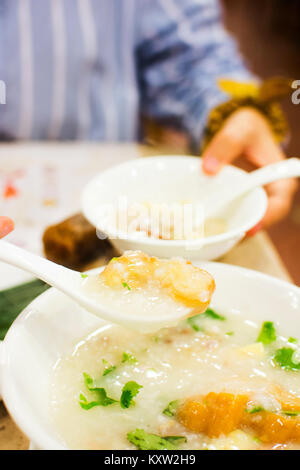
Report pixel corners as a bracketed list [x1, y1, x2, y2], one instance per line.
[122, 282, 131, 291]
[127, 429, 186, 450]
[80, 273, 88, 279]
[257, 321, 276, 345]
[204, 308, 226, 321]
[102, 352, 137, 377]
[80, 372, 118, 409]
[151, 335, 160, 343]
[102, 359, 117, 376]
[120, 381, 143, 409]
[79, 389, 117, 409]
[121, 352, 137, 364]
[187, 308, 225, 331]
[187, 315, 204, 332]
[164, 436, 187, 445]
[79, 393, 104, 410]
[253, 436, 262, 444]
[102, 366, 116, 376]
[282, 410, 300, 416]
[288, 337, 298, 344]
[83, 372, 97, 389]
[273, 347, 300, 371]
[245, 406, 265, 414]
[162, 400, 180, 417]
[83, 372, 108, 390]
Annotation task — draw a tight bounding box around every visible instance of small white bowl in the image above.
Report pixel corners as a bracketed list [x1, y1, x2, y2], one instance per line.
[1, 262, 299, 450]
[81, 156, 268, 260]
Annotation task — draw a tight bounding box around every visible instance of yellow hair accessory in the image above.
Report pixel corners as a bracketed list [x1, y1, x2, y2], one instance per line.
[202, 77, 292, 151]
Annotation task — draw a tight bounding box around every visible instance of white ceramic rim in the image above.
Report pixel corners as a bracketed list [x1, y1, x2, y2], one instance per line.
[1, 261, 300, 450]
[81, 156, 268, 248]
[0, 291, 66, 449]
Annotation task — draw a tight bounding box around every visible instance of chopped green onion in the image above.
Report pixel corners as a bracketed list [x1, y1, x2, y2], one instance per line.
[257, 321, 276, 345]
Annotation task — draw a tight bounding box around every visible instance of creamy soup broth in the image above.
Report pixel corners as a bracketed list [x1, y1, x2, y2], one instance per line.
[50, 310, 300, 450]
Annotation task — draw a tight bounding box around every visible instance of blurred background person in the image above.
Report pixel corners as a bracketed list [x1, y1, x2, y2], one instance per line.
[221, 0, 300, 288]
[0, 0, 297, 244]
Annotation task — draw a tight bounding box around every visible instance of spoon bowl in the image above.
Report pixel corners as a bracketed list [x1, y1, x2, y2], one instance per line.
[0, 241, 194, 331]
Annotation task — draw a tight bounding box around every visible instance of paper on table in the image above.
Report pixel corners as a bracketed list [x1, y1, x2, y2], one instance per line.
[0, 143, 137, 287]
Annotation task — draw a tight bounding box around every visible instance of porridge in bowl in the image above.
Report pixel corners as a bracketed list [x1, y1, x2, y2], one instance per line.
[108, 201, 228, 240]
[50, 300, 300, 449]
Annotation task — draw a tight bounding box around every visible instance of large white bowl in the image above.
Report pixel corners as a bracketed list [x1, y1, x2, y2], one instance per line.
[1, 262, 299, 450]
[81, 156, 268, 260]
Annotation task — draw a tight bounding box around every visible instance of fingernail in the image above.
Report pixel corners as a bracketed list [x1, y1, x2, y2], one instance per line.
[246, 221, 263, 237]
[202, 156, 220, 175]
[0, 217, 14, 237]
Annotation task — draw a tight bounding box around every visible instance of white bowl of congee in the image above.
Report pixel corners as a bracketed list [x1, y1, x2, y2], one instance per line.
[81, 156, 268, 260]
[1, 255, 300, 450]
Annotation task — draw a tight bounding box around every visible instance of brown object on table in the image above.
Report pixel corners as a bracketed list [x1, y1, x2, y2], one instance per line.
[0, 402, 29, 450]
[43, 213, 115, 270]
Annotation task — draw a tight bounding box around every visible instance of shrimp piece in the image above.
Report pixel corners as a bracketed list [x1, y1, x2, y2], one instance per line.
[100, 251, 215, 311]
[154, 257, 215, 309]
[100, 251, 156, 289]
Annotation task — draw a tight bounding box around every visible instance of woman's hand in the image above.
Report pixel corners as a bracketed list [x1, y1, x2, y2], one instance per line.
[202, 107, 298, 233]
[0, 217, 14, 238]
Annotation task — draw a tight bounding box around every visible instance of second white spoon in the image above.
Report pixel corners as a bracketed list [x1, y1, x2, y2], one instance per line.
[204, 158, 300, 219]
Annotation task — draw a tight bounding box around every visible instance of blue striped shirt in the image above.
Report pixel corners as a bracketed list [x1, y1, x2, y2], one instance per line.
[0, 0, 253, 147]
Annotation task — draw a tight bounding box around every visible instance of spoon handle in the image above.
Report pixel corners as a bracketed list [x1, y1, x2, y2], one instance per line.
[0, 240, 73, 285]
[246, 157, 300, 188]
[206, 158, 300, 218]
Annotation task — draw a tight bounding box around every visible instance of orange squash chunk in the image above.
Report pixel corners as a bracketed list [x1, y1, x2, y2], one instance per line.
[242, 411, 300, 444]
[178, 390, 300, 444]
[177, 392, 248, 438]
[272, 386, 300, 413]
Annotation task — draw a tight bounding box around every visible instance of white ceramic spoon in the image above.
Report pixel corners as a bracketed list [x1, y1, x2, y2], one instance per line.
[204, 158, 300, 219]
[0, 241, 191, 331]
